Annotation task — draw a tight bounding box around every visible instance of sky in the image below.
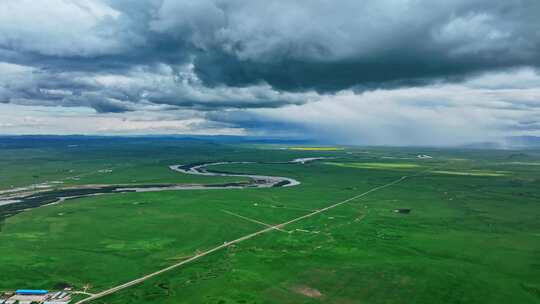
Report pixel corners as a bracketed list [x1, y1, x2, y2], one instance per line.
[1, 0, 540, 146]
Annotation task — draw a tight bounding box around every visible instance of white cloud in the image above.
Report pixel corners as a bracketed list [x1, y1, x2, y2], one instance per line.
[243, 70, 540, 145]
[0, 0, 128, 56]
[0, 104, 245, 135]
[1, 1, 540, 145]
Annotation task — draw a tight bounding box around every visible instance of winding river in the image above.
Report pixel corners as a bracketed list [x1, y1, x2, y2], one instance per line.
[0, 158, 323, 223]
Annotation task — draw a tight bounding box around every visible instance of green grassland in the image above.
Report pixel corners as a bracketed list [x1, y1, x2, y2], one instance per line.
[288, 147, 345, 151]
[431, 170, 510, 176]
[323, 162, 421, 169]
[1, 138, 540, 303]
[0, 138, 251, 190]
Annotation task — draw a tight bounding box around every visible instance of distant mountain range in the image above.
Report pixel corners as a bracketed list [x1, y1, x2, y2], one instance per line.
[1, 134, 539, 149]
[0, 134, 316, 149]
[504, 136, 540, 148]
[460, 136, 540, 150]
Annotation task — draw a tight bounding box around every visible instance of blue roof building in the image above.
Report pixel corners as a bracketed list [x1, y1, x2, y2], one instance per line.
[15, 289, 49, 295]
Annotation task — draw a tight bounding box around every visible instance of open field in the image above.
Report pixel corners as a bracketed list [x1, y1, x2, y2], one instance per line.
[324, 162, 421, 170]
[1, 137, 540, 303]
[288, 147, 345, 151]
[431, 170, 510, 176]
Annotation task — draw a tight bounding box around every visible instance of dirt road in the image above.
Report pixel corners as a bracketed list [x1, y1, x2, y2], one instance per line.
[75, 175, 408, 303]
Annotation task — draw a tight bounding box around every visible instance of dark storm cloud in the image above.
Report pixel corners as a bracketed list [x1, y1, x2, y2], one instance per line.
[2, 0, 540, 92]
[188, 0, 540, 91]
[1, 0, 540, 143]
[0, 60, 310, 113]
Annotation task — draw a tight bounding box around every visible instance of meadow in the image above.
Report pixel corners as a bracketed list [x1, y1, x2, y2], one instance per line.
[1, 137, 540, 303]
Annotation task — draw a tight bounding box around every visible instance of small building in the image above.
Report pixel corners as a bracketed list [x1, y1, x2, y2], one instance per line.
[394, 208, 411, 214]
[50, 292, 62, 299]
[15, 290, 49, 295]
[57, 292, 68, 299]
[11, 290, 51, 303]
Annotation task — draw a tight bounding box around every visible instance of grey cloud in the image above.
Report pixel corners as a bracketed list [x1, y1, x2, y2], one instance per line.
[205, 76, 540, 145]
[509, 121, 540, 131]
[0, 0, 130, 57]
[183, 0, 540, 91]
[0, 61, 312, 113]
[2, 0, 540, 92]
[1, 0, 540, 145]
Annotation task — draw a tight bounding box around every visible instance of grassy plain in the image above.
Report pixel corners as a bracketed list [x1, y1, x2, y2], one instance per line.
[1, 137, 540, 303]
[324, 162, 421, 169]
[288, 147, 345, 151]
[431, 170, 509, 176]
